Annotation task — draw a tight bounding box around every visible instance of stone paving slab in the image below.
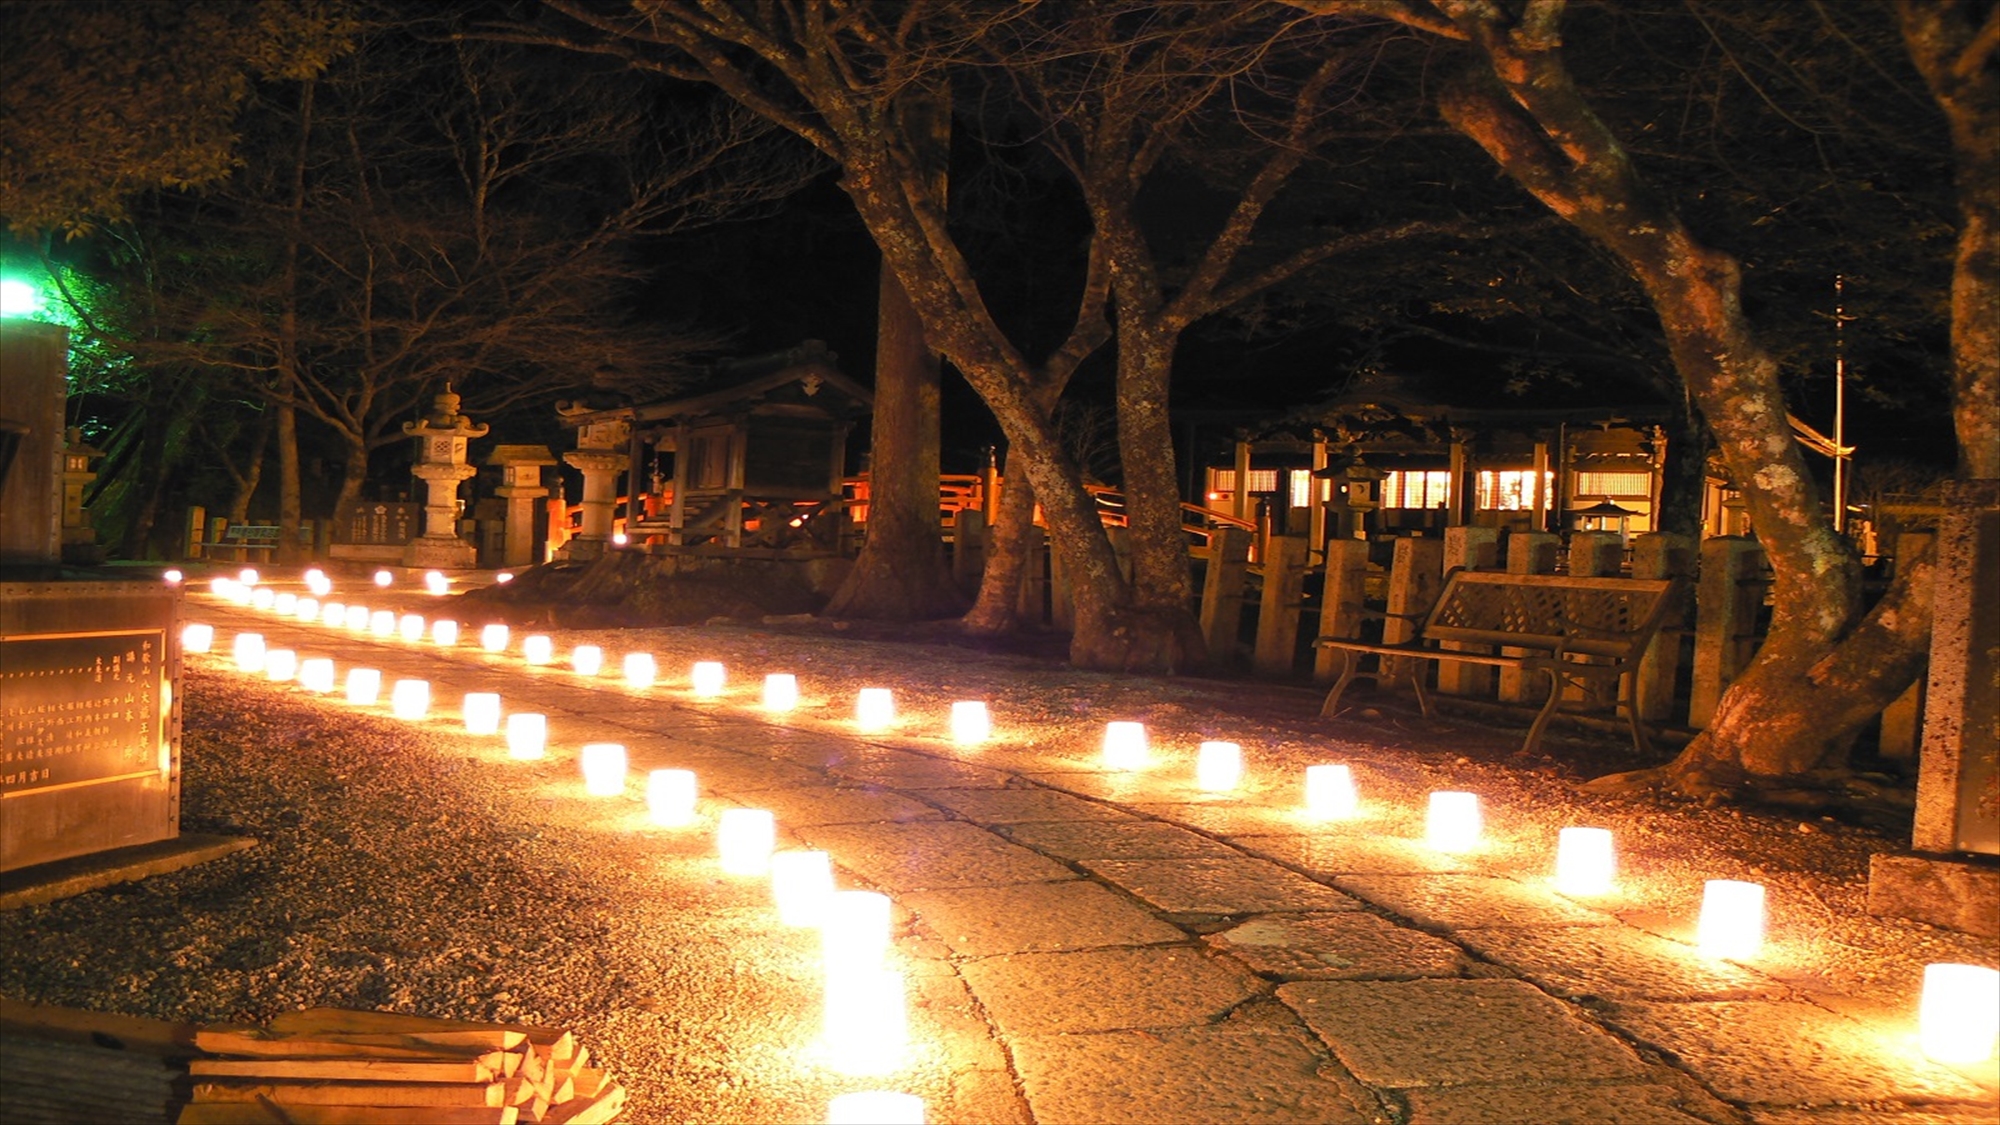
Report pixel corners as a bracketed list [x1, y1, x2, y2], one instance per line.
[1457, 925, 1789, 1002]
[1333, 874, 1617, 930]
[1600, 999, 1989, 1106]
[1403, 1079, 1746, 1125]
[901, 881, 1186, 956]
[797, 820, 1075, 891]
[1233, 832, 1480, 876]
[1280, 979, 1651, 1087]
[1206, 913, 1473, 981]
[919, 787, 1131, 824]
[1080, 857, 1359, 915]
[1125, 800, 1314, 838]
[957, 946, 1262, 1035]
[826, 752, 1015, 789]
[1748, 1104, 2000, 1125]
[729, 785, 942, 827]
[1010, 1024, 1383, 1125]
[994, 818, 1244, 861]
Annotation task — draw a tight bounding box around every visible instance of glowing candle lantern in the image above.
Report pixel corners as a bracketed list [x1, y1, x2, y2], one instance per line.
[505, 713, 547, 760]
[251, 587, 276, 611]
[822, 890, 893, 974]
[373, 569, 393, 587]
[238, 568, 260, 585]
[390, 679, 430, 720]
[690, 660, 726, 698]
[322, 602, 346, 627]
[1920, 962, 2000, 1064]
[462, 692, 502, 735]
[228, 581, 254, 605]
[398, 614, 426, 642]
[1196, 741, 1243, 791]
[950, 701, 991, 745]
[646, 768, 698, 826]
[572, 645, 604, 677]
[763, 673, 799, 713]
[828, 1092, 924, 1125]
[295, 597, 319, 622]
[823, 966, 908, 1076]
[494, 571, 514, 584]
[580, 743, 627, 796]
[233, 633, 267, 673]
[306, 571, 332, 597]
[623, 653, 656, 688]
[522, 635, 553, 665]
[1304, 764, 1358, 818]
[343, 605, 369, 631]
[1103, 721, 1148, 770]
[1554, 827, 1617, 896]
[209, 577, 235, 598]
[717, 808, 776, 875]
[612, 531, 629, 546]
[303, 567, 325, 586]
[424, 570, 449, 595]
[480, 624, 509, 653]
[431, 619, 459, 646]
[855, 688, 895, 733]
[1696, 879, 1766, 959]
[345, 668, 382, 705]
[273, 592, 297, 615]
[182, 623, 215, 653]
[299, 658, 336, 694]
[263, 649, 298, 682]
[771, 849, 834, 926]
[369, 610, 397, 637]
[163, 568, 183, 585]
[1425, 791, 1482, 852]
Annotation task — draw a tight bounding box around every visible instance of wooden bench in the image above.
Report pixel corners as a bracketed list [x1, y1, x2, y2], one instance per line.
[220, 523, 281, 559]
[1315, 569, 1682, 755]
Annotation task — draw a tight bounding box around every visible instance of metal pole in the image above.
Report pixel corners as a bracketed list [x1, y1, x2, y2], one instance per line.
[1833, 275, 1848, 534]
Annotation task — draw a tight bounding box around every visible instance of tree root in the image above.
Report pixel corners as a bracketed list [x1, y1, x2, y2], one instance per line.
[1582, 760, 1913, 821]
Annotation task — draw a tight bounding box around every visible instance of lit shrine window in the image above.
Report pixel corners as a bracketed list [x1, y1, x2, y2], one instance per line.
[1382, 470, 1452, 509]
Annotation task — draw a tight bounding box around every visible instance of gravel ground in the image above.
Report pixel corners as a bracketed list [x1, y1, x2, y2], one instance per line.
[1, 598, 1995, 1122]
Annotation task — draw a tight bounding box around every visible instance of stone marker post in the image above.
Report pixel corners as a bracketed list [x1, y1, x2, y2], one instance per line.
[557, 405, 628, 562]
[485, 445, 557, 568]
[1631, 533, 1695, 722]
[1499, 531, 1559, 702]
[1382, 537, 1444, 685]
[1313, 538, 1370, 683]
[1199, 526, 1253, 663]
[1253, 534, 1309, 676]
[1868, 481, 2000, 936]
[1438, 527, 1501, 696]
[60, 427, 103, 563]
[401, 386, 487, 570]
[1688, 536, 1766, 729]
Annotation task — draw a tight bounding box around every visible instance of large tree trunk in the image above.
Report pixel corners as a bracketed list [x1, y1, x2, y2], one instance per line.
[963, 447, 1039, 635]
[336, 439, 368, 512]
[275, 400, 304, 565]
[825, 262, 964, 619]
[1113, 323, 1207, 667]
[1431, 0, 1933, 796]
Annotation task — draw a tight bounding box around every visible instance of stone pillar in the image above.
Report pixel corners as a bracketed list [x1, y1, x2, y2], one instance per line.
[1688, 536, 1766, 729]
[1313, 538, 1370, 683]
[1499, 532, 1559, 702]
[1382, 537, 1444, 684]
[59, 427, 103, 563]
[401, 386, 487, 570]
[1437, 527, 1502, 696]
[555, 406, 629, 563]
[1253, 534, 1309, 676]
[485, 445, 557, 569]
[1568, 531, 1624, 577]
[1631, 533, 1696, 722]
[1869, 481, 2000, 937]
[1016, 523, 1049, 625]
[1200, 526, 1253, 663]
[951, 508, 986, 590]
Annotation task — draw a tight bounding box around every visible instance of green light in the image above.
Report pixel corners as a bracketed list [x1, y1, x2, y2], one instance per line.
[0, 278, 42, 317]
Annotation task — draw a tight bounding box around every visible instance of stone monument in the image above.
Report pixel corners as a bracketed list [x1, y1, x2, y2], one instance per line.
[401, 385, 487, 570]
[557, 402, 628, 562]
[485, 445, 557, 568]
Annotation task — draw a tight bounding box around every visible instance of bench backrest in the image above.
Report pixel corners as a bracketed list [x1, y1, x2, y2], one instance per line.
[222, 524, 281, 541]
[1422, 570, 1677, 659]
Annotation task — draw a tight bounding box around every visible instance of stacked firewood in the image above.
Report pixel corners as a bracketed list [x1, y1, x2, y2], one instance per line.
[176, 1008, 624, 1125]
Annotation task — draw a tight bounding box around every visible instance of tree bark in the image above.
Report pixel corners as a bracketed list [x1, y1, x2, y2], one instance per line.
[963, 447, 1039, 635]
[275, 399, 304, 565]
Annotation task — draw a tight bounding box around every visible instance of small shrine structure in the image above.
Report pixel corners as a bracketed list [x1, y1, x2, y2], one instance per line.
[557, 341, 872, 558]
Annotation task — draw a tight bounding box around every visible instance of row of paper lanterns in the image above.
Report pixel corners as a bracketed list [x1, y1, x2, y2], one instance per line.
[186, 572, 2000, 1073]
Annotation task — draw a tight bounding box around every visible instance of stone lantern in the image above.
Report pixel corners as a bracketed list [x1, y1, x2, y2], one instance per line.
[60, 426, 104, 562]
[556, 401, 628, 561]
[484, 444, 557, 567]
[402, 384, 488, 569]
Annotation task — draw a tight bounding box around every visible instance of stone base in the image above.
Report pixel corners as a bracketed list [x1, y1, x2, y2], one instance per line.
[1867, 851, 2000, 937]
[402, 536, 478, 569]
[557, 536, 608, 562]
[1, 834, 256, 911]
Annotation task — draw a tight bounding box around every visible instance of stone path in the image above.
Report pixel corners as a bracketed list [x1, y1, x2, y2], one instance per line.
[188, 585, 1999, 1125]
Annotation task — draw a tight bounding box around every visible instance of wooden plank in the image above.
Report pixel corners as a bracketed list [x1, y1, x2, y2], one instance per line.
[196, 1029, 525, 1059]
[0, 997, 196, 1055]
[178, 1104, 519, 1125]
[190, 1057, 499, 1083]
[192, 1082, 509, 1108]
[270, 1010, 571, 1053]
[543, 1083, 625, 1125]
[565, 1068, 608, 1100]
